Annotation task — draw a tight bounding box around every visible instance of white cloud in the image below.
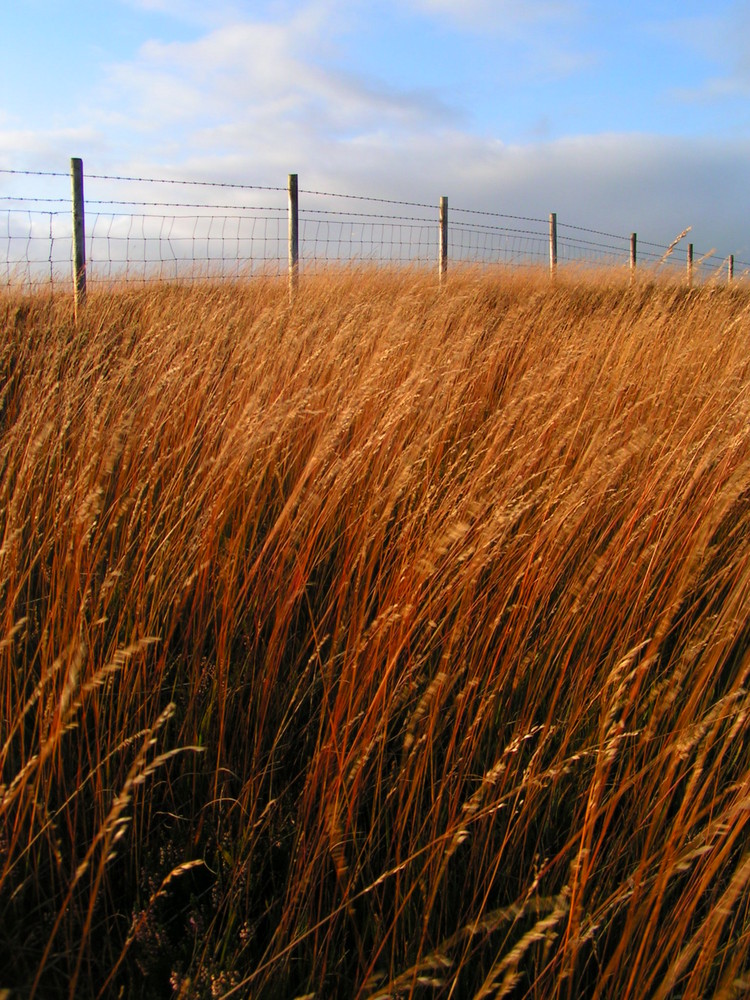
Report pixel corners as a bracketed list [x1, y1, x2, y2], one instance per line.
[405, 0, 583, 34]
[102, 8, 454, 154]
[401, 0, 593, 83]
[0, 127, 108, 172]
[671, 76, 750, 103]
[648, 8, 750, 106]
[117, 0, 244, 27]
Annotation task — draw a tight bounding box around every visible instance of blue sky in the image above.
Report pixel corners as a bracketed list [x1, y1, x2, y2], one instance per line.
[3, 0, 750, 257]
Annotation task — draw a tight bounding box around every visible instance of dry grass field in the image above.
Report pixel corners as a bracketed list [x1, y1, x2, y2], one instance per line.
[1, 267, 749, 999]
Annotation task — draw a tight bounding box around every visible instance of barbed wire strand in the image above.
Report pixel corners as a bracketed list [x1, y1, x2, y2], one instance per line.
[0, 168, 68, 178]
[85, 172, 286, 192]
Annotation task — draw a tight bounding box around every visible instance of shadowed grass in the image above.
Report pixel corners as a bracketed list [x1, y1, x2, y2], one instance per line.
[1, 267, 749, 998]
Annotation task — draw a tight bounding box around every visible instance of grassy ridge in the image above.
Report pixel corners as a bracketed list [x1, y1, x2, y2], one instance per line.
[1, 269, 749, 998]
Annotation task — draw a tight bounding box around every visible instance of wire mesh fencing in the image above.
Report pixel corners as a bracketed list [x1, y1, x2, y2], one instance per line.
[83, 171, 289, 283]
[86, 205, 288, 282]
[449, 208, 550, 268]
[298, 191, 440, 268]
[2, 208, 70, 287]
[1, 162, 748, 296]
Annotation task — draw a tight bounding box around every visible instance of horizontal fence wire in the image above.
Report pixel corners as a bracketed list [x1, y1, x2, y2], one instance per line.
[2, 166, 750, 288]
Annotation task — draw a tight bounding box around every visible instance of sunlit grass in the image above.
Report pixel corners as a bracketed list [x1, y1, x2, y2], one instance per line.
[1, 266, 749, 998]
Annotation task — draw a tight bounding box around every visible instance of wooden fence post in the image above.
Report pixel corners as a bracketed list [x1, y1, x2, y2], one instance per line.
[70, 157, 86, 319]
[687, 243, 694, 287]
[549, 212, 557, 276]
[728, 254, 734, 283]
[439, 196, 448, 285]
[630, 233, 637, 279]
[288, 172, 299, 302]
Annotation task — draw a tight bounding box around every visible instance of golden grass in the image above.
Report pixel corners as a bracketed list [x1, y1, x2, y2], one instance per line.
[1, 266, 749, 998]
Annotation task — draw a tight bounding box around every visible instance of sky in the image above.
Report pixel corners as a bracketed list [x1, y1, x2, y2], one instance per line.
[3, 0, 750, 261]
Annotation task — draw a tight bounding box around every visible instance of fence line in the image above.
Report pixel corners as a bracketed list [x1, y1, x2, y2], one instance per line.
[1, 159, 748, 305]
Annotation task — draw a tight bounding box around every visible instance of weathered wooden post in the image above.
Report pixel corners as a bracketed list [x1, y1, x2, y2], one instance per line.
[630, 233, 637, 279]
[439, 196, 448, 285]
[288, 172, 299, 302]
[728, 254, 734, 283]
[549, 212, 557, 276]
[439, 196, 449, 285]
[687, 242, 694, 287]
[70, 157, 86, 319]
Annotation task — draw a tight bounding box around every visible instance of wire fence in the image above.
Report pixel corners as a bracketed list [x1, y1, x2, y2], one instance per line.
[1, 162, 747, 295]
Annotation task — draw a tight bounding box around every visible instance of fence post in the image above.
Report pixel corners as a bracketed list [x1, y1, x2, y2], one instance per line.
[288, 172, 299, 302]
[549, 212, 557, 276]
[687, 243, 694, 287]
[439, 196, 448, 285]
[728, 254, 734, 283]
[70, 157, 86, 318]
[630, 233, 637, 279]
